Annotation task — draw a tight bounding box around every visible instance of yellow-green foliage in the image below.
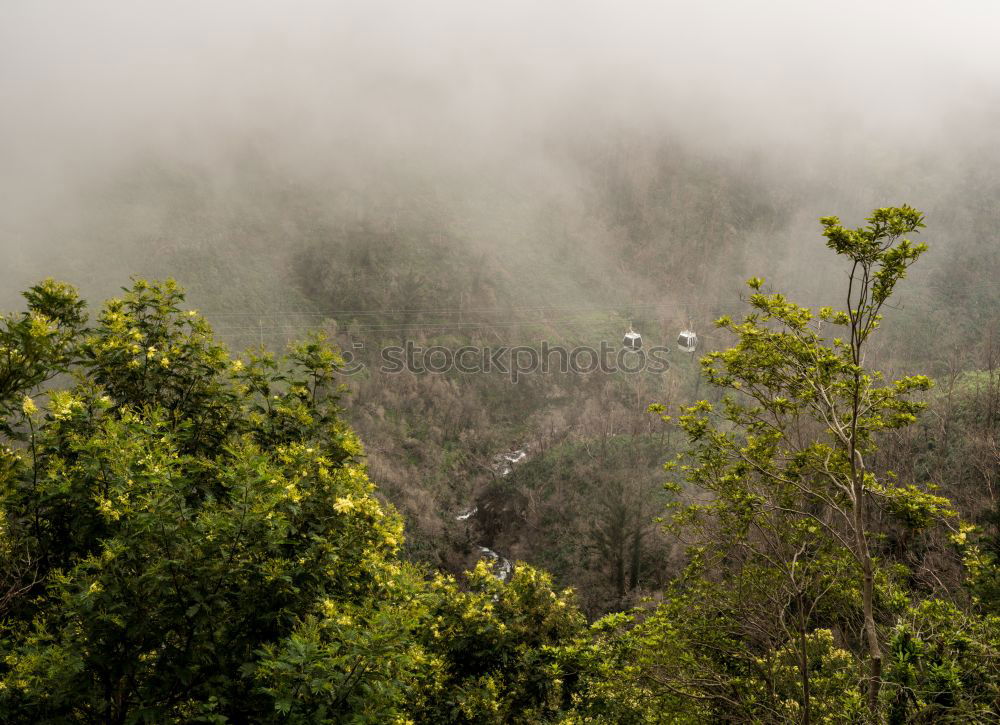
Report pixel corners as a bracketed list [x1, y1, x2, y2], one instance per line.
[0, 279, 608, 724]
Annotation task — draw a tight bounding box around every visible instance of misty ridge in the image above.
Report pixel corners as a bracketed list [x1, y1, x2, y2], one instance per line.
[3, 1, 999, 313]
[1, 3, 1000, 723]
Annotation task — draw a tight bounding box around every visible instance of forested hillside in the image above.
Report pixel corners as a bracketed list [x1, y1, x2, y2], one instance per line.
[6, 135, 997, 614]
[3, 205, 999, 722]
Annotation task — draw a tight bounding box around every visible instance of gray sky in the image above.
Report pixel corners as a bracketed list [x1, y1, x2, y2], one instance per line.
[4, 1, 998, 168]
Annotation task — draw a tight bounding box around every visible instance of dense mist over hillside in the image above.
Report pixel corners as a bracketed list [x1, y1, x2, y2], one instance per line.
[3, 1, 1000, 313]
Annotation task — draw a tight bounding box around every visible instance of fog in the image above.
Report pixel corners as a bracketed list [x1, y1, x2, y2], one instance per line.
[2, 1, 999, 314]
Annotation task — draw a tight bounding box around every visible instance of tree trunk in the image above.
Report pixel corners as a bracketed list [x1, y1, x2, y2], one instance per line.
[852, 481, 883, 716]
[850, 462, 883, 715]
[848, 297, 883, 719]
[796, 594, 811, 725]
[860, 545, 882, 715]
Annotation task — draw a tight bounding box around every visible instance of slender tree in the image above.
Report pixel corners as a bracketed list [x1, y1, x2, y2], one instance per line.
[662, 206, 956, 720]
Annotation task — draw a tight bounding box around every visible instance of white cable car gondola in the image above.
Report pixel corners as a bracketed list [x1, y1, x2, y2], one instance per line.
[622, 328, 642, 352]
[677, 329, 698, 353]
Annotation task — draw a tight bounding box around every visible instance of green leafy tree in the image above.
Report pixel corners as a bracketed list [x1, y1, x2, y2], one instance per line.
[884, 599, 1000, 723]
[0, 279, 86, 435]
[250, 557, 613, 724]
[632, 551, 868, 723]
[0, 279, 421, 722]
[651, 207, 961, 722]
[0, 278, 611, 724]
[413, 562, 589, 724]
